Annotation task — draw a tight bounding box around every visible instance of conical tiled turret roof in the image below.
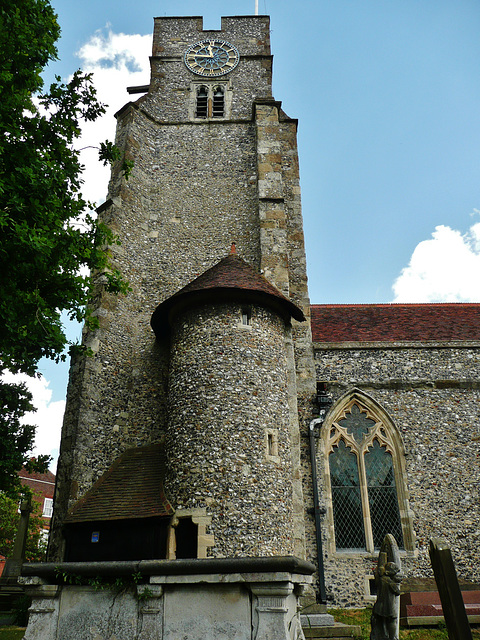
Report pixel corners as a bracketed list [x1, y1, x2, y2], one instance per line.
[151, 246, 305, 337]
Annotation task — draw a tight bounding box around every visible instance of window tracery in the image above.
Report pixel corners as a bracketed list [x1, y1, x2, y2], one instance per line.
[322, 390, 414, 555]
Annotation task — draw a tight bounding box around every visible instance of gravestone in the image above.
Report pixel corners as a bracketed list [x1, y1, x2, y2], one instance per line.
[0, 495, 32, 625]
[370, 534, 402, 640]
[429, 538, 473, 640]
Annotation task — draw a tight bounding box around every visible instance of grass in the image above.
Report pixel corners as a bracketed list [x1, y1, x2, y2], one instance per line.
[2, 609, 480, 640]
[328, 608, 480, 640]
[0, 629, 26, 640]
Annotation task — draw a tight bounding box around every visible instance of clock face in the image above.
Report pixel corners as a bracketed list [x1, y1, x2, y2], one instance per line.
[184, 40, 240, 77]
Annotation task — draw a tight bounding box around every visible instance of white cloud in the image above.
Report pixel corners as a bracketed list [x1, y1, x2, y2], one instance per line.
[1, 372, 65, 473]
[393, 219, 480, 302]
[74, 28, 151, 204]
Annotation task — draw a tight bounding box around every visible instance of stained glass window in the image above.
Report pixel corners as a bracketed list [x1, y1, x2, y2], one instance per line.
[327, 400, 406, 553]
[338, 403, 375, 442]
[329, 440, 366, 550]
[365, 440, 403, 548]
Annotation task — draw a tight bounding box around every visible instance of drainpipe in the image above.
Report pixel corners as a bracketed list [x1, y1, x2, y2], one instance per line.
[309, 395, 331, 604]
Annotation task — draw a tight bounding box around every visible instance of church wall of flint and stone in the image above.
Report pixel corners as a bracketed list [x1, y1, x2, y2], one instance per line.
[314, 341, 480, 605]
[49, 15, 480, 606]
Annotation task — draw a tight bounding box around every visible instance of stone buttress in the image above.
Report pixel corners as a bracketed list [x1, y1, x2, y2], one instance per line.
[151, 248, 306, 557]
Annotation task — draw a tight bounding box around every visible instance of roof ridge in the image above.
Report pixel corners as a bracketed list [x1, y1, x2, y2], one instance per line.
[311, 302, 480, 308]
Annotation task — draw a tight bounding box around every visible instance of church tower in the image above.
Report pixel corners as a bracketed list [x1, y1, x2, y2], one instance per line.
[49, 16, 316, 564]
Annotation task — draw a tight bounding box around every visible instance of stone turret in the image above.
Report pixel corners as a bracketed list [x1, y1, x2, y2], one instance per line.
[151, 246, 305, 557]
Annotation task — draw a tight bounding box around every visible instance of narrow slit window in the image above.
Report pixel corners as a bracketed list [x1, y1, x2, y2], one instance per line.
[241, 308, 251, 326]
[196, 86, 208, 118]
[212, 86, 225, 118]
[266, 429, 278, 459]
[267, 433, 274, 456]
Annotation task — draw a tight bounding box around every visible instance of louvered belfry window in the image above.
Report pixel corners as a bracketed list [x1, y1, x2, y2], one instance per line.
[212, 86, 225, 117]
[195, 86, 208, 118]
[194, 85, 225, 119]
[328, 402, 404, 552]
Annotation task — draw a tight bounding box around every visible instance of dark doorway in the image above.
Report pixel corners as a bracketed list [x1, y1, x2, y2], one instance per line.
[64, 517, 169, 562]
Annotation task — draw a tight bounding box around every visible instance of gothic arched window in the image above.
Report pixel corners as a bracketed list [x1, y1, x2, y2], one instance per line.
[322, 391, 414, 554]
[195, 86, 208, 118]
[212, 86, 225, 117]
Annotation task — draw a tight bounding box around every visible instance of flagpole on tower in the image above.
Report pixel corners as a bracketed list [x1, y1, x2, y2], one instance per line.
[255, 0, 258, 15]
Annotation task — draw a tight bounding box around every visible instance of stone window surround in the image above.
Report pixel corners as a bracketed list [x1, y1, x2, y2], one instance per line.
[265, 428, 280, 462]
[188, 79, 233, 121]
[319, 388, 416, 559]
[238, 306, 252, 329]
[166, 507, 214, 559]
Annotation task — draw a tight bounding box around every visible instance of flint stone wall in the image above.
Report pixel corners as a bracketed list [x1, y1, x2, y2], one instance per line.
[50, 100, 262, 559]
[312, 343, 480, 606]
[50, 14, 313, 565]
[166, 302, 295, 558]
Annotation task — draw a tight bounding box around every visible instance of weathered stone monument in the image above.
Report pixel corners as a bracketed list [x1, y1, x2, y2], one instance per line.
[370, 534, 402, 640]
[21, 557, 314, 640]
[0, 495, 32, 625]
[2, 494, 32, 585]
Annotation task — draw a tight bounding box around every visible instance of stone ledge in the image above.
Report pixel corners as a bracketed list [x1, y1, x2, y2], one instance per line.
[302, 622, 362, 638]
[301, 613, 335, 626]
[22, 556, 315, 581]
[313, 340, 480, 350]
[323, 379, 480, 391]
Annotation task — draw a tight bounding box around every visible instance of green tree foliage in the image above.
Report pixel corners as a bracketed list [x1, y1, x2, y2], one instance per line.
[0, 1, 129, 494]
[0, 492, 47, 563]
[0, 383, 40, 497]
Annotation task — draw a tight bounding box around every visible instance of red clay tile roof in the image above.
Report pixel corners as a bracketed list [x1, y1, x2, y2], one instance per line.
[151, 252, 305, 337]
[310, 303, 480, 343]
[18, 468, 55, 484]
[65, 445, 173, 524]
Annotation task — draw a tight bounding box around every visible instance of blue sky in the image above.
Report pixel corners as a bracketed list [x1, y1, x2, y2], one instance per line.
[45, 0, 480, 304]
[23, 0, 480, 464]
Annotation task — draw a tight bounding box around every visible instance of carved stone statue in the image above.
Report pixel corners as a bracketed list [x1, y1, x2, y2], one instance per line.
[370, 534, 403, 640]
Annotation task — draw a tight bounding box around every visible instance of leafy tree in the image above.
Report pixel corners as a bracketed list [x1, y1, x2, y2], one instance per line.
[0, 1, 129, 493]
[0, 382, 50, 497]
[0, 491, 47, 563]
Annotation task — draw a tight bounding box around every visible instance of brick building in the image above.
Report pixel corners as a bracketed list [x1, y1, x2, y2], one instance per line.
[18, 468, 56, 532]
